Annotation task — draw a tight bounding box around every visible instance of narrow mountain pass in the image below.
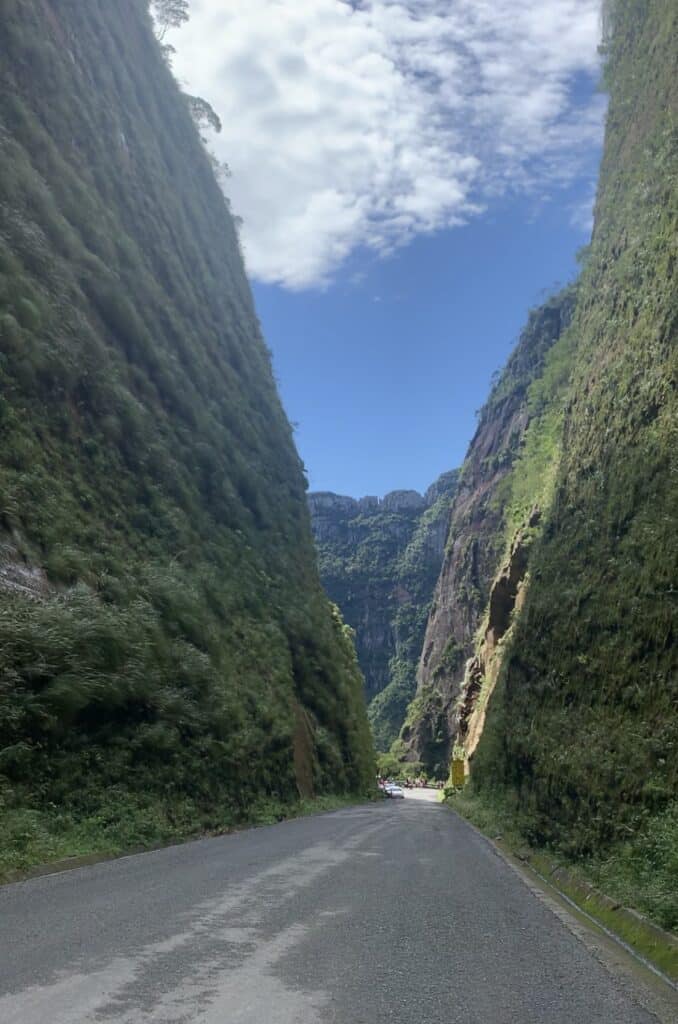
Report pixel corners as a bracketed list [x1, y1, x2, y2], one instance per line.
[0, 798, 665, 1024]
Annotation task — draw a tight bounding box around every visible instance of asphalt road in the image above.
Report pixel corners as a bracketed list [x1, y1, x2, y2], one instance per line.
[0, 794, 667, 1023]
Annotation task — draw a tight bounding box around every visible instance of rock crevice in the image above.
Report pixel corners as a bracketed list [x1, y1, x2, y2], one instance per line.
[457, 509, 540, 766]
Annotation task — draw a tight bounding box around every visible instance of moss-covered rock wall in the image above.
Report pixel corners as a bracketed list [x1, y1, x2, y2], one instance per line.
[0, 0, 374, 867]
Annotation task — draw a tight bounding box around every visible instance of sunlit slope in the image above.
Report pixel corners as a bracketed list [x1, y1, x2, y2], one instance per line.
[473, 0, 677, 920]
[0, 0, 373, 857]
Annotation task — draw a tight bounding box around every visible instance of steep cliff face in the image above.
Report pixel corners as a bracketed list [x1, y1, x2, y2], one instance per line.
[456, 508, 540, 766]
[399, 293, 575, 776]
[309, 472, 458, 750]
[473, 0, 677, 910]
[0, 0, 373, 864]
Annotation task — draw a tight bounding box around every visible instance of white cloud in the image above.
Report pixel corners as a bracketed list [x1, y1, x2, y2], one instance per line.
[569, 186, 597, 235]
[169, 0, 605, 289]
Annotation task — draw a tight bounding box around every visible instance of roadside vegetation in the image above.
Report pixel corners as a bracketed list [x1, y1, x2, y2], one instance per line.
[0, 791, 369, 884]
[447, 786, 678, 977]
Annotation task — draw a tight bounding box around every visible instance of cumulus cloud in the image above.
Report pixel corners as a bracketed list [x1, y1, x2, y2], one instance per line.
[169, 0, 604, 289]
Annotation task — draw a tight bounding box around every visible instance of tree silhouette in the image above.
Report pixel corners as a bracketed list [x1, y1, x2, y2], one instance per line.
[151, 0, 189, 41]
[186, 95, 222, 139]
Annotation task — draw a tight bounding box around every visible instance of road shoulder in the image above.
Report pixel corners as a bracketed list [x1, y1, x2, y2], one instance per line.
[443, 804, 678, 1024]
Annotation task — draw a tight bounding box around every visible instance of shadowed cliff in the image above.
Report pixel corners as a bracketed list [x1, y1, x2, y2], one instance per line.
[0, 0, 373, 872]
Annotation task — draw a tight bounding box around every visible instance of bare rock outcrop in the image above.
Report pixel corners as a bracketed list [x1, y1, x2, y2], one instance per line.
[0, 537, 52, 599]
[457, 510, 539, 766]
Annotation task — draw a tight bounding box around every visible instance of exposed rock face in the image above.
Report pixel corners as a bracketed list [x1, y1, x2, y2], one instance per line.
[309, 491, 426, 545]
[0, 538, 52, 599]
[400, 294, 575, 776]
[457, 509, 539, 766]
[309, 472, 458, 749]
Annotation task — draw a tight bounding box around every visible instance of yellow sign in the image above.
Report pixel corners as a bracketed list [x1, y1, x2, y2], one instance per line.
[451, 759, 466, 788]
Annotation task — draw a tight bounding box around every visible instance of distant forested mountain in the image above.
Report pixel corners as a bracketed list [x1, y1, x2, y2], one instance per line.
[0, 0, 373, 873]
[309, 473, 458, 750]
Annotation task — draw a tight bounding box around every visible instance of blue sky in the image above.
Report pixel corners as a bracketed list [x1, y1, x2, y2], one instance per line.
[254, 185, 594, 496]
[168, 0, 605, 497]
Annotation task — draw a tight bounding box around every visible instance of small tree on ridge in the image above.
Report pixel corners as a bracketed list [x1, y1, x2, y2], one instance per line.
[151, 0, 190, 41]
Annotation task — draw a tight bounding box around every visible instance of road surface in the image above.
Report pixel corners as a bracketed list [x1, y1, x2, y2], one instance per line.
[0, 794, 669, 1023]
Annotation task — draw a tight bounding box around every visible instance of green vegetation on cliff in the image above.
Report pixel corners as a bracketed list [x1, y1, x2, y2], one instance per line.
[471, 0, 678, 929]
[309, 475, 457, 751]
[397, 291, 575, 777]
[0, 0, 373, 874]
